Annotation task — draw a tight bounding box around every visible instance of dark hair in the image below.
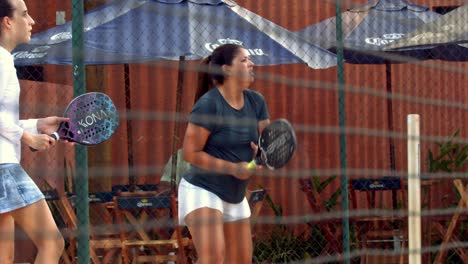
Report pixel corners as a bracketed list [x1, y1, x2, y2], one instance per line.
[0, 0, 14, 19]
[194, 43, 244, 103]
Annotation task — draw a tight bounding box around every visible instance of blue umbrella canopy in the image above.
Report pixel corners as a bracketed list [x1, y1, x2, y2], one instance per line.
[384, 4, 468, 61]
[295, 0, 442, 64]
[13, 0, 337, 69]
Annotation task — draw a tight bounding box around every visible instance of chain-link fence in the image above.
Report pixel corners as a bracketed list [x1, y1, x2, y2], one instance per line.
[11, 0, 467, 263]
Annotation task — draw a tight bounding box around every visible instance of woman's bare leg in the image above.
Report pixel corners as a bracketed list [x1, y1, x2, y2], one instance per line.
[186, 208, 225, 264]
[11, 200, 64, 264]
[224, 218, 252, 264]
[0, 213, 15, 264]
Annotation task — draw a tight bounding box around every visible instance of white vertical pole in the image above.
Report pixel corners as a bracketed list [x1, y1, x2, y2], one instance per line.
[407, 114, 422, 264]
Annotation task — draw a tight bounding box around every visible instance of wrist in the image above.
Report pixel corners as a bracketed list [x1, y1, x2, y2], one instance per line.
[231, 162, 249, 179]
[21, 131, 34, 146]
[36, 118, 46, 133]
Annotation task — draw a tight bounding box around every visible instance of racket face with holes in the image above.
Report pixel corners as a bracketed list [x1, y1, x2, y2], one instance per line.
[57, 92, 119, 145]
[258, 119, 297, 169]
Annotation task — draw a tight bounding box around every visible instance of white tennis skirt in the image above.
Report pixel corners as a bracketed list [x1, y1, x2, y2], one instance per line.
[177, 178, 251, 226]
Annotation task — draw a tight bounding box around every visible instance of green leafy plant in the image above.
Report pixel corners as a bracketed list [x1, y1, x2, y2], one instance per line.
[427, 129, 468, 173]
[312, 176, 341, 211]
[304, 176, 359, 262]
[253, 191, 314, 263]
[427, 128, 468, 208]
[252, 177, 358, 263]
[426, 129, 467, 263]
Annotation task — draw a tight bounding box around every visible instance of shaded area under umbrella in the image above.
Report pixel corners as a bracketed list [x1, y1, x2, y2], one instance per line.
[14, 0, 337, 192]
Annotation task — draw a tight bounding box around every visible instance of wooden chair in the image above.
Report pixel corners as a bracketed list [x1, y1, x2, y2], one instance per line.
[349, 177, 407, 264]
[87, 192, 123, 264]
[44, 189, 77, 264]
[86, 185, 160, 263]
[246, 188, 267, 241]
[247, 189, 266, 225]
[113, 191, 192, 264]
[433, 179, 468, 264]
[46, 190, 123, 264]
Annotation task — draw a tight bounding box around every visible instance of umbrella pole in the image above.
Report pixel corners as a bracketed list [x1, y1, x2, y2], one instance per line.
[170, 56, 186, 195]
[385, 61, 398, 209]
[124, 64, 136, 192]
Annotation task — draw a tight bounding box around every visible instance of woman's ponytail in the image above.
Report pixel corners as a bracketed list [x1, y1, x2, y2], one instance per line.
[194, 55, 213, 103]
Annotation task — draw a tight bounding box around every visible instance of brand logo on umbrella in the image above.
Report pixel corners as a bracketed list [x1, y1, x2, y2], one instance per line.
[48, 27, 91, 44]
[13, 46, 50, 60]
[205, 38, 267, 56]
[365, 33, 405, 46]
[50, 32, 71, 43]
[12, 28, 94, 61]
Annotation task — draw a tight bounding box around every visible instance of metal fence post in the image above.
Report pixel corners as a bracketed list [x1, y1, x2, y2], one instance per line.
[71, 0, 90, 263]
[335, 1, 350, 263]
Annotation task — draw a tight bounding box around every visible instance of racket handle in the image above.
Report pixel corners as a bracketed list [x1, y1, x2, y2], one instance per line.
[50, 132, 59, 141]
[29, 132, 60, 152]
[247, 154, 264, 169]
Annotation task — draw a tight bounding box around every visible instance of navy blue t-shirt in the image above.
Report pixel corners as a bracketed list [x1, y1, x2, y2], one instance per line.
[183, 88, 269, 203]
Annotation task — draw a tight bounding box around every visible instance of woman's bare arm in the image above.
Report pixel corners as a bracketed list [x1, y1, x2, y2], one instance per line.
[182, 123, 255, 180]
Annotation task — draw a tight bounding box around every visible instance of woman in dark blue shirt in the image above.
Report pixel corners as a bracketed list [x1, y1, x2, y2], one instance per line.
[178, 43, 269, 263]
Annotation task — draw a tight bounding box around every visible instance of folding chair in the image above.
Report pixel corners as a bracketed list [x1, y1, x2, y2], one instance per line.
[44, 189, 77, 264]
[87, 192, 123, 264]
[433, 179, 468, 264]
[113, 191, 192, 264]
[246, 188, 267, 241]
[46, 190, 124, 264]
[247, 189, 266, 224]
[349, 177, 407, 264]
[100, 183, 160, 260]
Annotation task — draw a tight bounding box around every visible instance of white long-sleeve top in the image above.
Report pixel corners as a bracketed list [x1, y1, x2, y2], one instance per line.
[0, 46, 38, 164]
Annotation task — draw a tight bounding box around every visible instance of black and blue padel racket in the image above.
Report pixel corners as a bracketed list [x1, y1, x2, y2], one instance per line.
[247, 119, 297, 170]
[31, 92, 119, 151]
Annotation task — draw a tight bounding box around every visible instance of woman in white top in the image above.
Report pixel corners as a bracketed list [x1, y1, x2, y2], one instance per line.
[0, 0, 69, 263]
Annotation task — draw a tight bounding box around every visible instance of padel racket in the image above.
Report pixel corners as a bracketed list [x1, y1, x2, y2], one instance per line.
[247, 118, 297, 170]
[31, 92, 119, 151]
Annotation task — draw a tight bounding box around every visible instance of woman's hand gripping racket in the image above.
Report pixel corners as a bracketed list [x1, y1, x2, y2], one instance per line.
[247, 119, 297, 170]
[30, 92, 119, 151]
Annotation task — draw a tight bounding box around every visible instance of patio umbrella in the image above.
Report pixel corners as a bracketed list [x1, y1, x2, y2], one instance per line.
[295, 0, 465, 206]
[14, 0, 337, 191]
[295, 0, 443, 64]
[384, 4, 468, 61]
[12, 0, 337, 68]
